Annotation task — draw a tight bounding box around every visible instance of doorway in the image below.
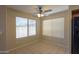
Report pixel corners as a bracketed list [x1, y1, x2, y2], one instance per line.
[72, 9, 79, 54]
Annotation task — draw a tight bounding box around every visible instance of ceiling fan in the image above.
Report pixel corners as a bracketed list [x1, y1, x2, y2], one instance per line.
[33, 5, 52, 18]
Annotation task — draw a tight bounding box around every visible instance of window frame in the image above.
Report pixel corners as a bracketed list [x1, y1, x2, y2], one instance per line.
[16, 17, 37, 39]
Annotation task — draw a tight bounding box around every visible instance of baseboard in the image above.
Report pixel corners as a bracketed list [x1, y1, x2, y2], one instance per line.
[0, 51, 9, 54]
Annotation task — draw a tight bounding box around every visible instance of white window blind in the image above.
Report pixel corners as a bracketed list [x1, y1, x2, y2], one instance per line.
[16, 17, 36, 38]
[29, 19, 36, 36]
[16, 17, 28, 38]
[43, 18, 64, 39]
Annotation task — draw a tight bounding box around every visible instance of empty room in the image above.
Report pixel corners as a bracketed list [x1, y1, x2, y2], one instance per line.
[0, 5, 79, 54]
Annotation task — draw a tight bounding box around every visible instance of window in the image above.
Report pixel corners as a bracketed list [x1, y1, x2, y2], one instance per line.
[29, 19, 36, 36]
[16, 17, 28, 38]
[43, 18, 64, 39]
[16, 17, 36, 38]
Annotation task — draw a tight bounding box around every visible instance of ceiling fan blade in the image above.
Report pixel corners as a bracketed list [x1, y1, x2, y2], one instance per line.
[44, 9, 52, 13]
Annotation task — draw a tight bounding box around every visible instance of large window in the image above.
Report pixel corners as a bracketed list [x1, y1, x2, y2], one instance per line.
[43, 18, 64, 39]
[29, 19, 36, 36]
[16, 17, 28, 38]
[16, 17, 36, 38]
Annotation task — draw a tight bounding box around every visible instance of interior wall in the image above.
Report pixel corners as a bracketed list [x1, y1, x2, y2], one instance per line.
[70, 5, 79, 10]
[0, 6, 7, 51]
[42, 10, 71, 53]
[6, 7, 41, 51]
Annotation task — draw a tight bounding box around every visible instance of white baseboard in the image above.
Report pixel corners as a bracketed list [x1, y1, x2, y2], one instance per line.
[0, 51, 9, 54]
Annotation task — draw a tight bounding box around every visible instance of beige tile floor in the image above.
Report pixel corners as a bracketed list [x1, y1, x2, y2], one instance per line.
[10, 40, 65, 54]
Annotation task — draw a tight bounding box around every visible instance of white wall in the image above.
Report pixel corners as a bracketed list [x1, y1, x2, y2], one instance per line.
[0, 6, 7, 51]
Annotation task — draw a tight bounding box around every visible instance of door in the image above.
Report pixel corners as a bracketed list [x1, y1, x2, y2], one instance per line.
[72, 9, 79, 54]
[72, 17, 79, 54]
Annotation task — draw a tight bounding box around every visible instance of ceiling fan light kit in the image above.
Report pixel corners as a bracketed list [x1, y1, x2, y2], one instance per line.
[37, 13, 44, 18]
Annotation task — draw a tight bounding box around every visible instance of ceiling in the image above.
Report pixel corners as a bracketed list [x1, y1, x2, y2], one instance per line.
[6, 5, 69, 16]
